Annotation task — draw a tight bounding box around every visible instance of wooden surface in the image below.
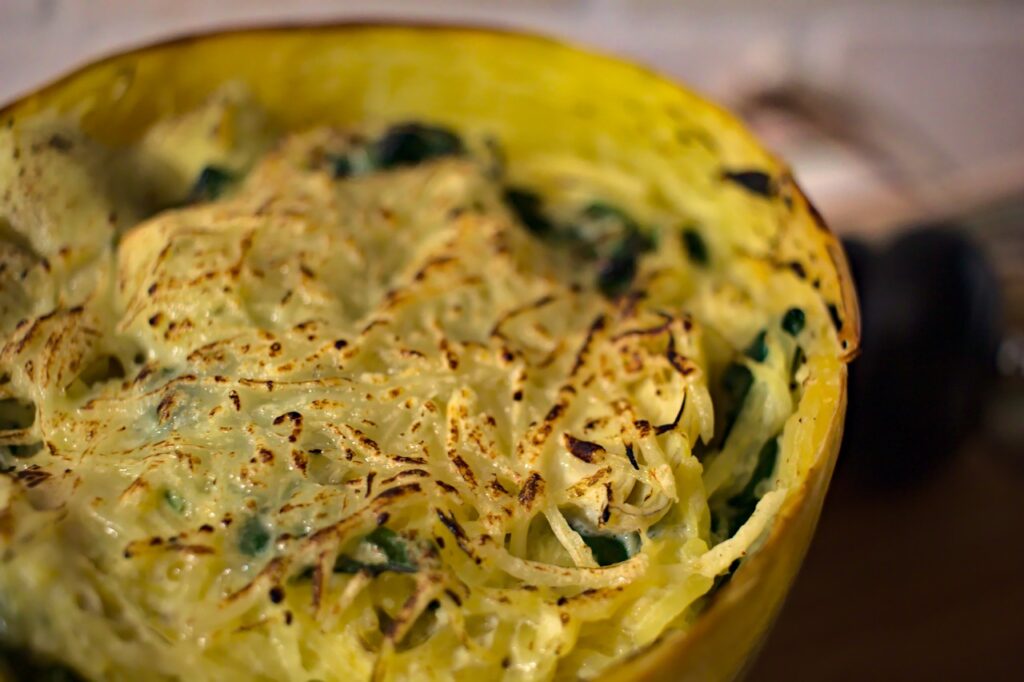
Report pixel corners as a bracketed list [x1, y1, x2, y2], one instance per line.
[749, 439, 1024, 680]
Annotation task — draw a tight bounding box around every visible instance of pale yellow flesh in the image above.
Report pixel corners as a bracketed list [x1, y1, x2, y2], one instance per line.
[0, 26, 858, 682]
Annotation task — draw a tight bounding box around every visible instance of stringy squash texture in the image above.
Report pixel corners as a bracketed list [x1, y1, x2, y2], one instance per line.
[0, 85, 847, 681]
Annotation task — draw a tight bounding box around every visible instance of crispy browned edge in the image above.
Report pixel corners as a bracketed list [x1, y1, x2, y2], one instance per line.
[0, 20, 862, 680]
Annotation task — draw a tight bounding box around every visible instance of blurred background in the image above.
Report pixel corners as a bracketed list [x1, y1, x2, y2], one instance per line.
[2, 1, 1022, 679]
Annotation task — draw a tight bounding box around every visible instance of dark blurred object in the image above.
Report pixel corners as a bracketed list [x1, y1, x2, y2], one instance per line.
[841, 226, 1002, 488]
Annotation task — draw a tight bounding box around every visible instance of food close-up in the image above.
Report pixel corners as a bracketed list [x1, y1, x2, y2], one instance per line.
[3, 19, 872, 682]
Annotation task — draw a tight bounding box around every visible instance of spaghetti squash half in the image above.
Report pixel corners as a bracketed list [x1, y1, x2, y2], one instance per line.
[0, 26, 858, 682]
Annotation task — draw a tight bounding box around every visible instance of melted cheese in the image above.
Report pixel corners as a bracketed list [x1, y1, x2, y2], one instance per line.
[0, 89, 839, 681]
